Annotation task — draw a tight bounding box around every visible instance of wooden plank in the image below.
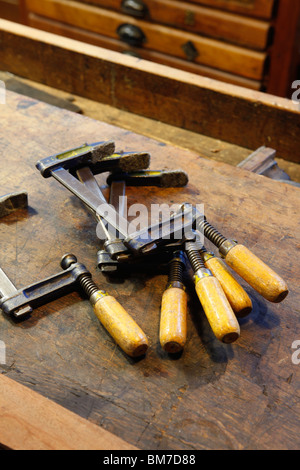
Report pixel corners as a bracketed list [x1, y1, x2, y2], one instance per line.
[7, 73, 300, 182]
[25, 0, 267, 80]
[0, 20, 299, 162]
[3, 71, 300, 182]
[1, 91, 300, 450]
[28, 12, 262, 91]
[0, 374, 137, 450]
[180, 0, 275, 19]
[0, 70, 83, 112]
[77, 0, 271, 50]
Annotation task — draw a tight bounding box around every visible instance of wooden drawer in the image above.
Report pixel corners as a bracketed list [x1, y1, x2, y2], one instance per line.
[180, 0, 276, 19]
[78, 0, 272, 50]
[28, 12, 262, 90]
[25, 0, 267, 81]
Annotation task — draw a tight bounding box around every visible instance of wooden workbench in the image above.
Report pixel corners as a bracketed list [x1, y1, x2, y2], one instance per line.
[0, 90, 300, 450]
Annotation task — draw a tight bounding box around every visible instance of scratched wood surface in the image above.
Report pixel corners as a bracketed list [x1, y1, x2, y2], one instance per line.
[0, 90, 300, 450]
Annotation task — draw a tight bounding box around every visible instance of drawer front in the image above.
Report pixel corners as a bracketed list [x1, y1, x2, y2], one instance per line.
[25, 0, 267, 80]
[179, 0, 276, 19]
[77, 0, 271, 50]
[28, 12, 262, 90]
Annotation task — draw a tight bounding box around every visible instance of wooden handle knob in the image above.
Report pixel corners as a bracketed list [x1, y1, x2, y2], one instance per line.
[195, 275, 240, 343]
[159, 287, 187, 353]
[224, 244, 288, 303]
[93, 295, 149, 357]
[204, 257, 252, 318]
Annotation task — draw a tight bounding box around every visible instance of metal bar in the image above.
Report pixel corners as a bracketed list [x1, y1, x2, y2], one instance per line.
[0, 268, 33, 318]
[109, 181, 126, 219]
[52, 167, 129, 240]
[75, 166, 107, 204]
[125, 204, 196, 254]
[0, 261, 89, 318]
[76, 166, 113, 241]
[52, 169, 198, 257]
[0, 268, 18, 299]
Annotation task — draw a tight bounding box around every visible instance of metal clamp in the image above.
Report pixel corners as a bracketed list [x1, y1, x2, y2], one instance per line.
[0, 254, 89, 319]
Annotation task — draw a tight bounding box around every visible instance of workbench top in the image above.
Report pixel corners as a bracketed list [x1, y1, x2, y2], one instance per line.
[0, 90, 299, 450]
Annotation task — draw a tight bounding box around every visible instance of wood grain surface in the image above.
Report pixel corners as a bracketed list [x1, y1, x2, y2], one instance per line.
[49, 0, 272, 50]
[27, 13, 262, 91]
[1, 20, 299, 163]
[0, 373, 137, 450]
[25, 0, 267, 80]
[0, 91, 300, 450]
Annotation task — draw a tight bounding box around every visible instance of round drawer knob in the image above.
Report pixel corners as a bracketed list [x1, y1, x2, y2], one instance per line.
[121, 0, 148, 18]
[117, 24, 147, 47]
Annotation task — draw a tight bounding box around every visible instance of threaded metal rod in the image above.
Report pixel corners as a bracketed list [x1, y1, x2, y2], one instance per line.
[168, 252, 185, 284]
[78, 274, 99, 298]
[198, 245, 208, 257]
[197, 218, 227, 248]
[185, 243, 206, 272]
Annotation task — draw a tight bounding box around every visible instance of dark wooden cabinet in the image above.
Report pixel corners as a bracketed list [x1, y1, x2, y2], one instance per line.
[78, 0, 273, 49]
[3, 0, 300, 97]
[0, 0, 25, 22]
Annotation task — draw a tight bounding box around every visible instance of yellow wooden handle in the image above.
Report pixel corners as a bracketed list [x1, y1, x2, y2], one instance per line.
[159, 287, 187, 353]
[93, 295, 149, 357]
[224, 244, 288, 303]
[195, 275, 240, 343]
[205, 257, 252, 318]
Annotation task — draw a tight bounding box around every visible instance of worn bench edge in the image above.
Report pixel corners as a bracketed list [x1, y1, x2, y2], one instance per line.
[0, 19, 299, 163]
[0, 374, 138, 451]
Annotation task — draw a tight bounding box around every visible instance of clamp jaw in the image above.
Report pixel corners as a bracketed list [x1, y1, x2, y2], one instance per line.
[0, 255, 90, 319]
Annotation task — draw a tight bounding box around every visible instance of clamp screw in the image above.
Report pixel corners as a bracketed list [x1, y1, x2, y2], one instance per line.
[167, 251, 186, 289]
[197, 216, 227, 249]
[185, 240, 206, 274]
